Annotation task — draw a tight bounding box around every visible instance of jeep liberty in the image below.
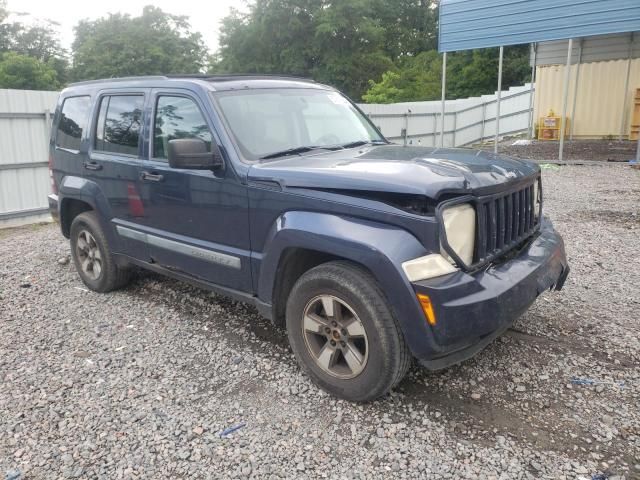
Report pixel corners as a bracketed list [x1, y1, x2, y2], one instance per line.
[48, 75, 569, 401]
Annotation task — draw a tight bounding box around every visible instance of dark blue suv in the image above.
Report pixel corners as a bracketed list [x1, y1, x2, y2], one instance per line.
[48, 75, 569, 401]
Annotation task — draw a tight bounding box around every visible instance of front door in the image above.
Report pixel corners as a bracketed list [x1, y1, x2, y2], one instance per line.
[135, 90, 251, 292]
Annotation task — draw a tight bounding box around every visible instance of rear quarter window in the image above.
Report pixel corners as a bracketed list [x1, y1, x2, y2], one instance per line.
[56, 96, 91, 151]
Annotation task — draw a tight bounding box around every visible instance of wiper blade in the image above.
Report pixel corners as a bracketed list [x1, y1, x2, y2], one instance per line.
[260, 145, 326, 160]
[259, 140, 387, 160]
[339, 140, 387, 149]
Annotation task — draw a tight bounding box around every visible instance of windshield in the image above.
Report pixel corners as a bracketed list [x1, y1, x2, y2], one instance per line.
[212, 88, 384, 161]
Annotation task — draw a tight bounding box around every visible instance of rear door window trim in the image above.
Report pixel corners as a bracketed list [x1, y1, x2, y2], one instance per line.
[92, 92, 146, 159]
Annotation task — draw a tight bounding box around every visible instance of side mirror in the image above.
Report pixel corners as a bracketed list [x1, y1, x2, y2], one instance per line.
[167, 138, 224, 170]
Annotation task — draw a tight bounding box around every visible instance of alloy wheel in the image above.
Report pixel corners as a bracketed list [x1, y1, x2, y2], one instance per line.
[301, 295, 369, 379]
[76, 230, 102, 280]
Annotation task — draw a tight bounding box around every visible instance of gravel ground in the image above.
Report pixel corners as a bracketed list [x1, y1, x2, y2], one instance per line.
[1, 164, 639, 480]
[477, 139, 638, 163]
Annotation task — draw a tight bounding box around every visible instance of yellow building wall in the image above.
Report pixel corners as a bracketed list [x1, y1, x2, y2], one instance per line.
[534, 58, 640, 138]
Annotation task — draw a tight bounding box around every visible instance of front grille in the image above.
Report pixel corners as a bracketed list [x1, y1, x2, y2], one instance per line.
[474, 180, 540, 265]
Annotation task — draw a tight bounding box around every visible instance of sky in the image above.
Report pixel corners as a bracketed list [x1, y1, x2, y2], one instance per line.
[6, 0, 246, 53]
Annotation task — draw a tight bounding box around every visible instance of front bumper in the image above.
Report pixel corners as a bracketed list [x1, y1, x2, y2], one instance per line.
[412, 218, 569, 369]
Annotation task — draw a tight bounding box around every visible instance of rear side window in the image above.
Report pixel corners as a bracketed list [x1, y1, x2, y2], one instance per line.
[153, 96, 212, 160]
[95, 95, 144, 156]
[56, 96, 90, 151]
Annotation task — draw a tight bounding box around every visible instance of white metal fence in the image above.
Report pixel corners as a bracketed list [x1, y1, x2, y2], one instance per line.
[357, 83, 533, 148]
[0, 84, 533, 227]
[0, 89, 59, 227]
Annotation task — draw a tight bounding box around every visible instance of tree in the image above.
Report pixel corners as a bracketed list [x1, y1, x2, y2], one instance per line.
[213, 0, 438, 100]
[362, 50, 441, 103]
[71, 6, 206, 81]
[214, 0, 531, 103]
[1, 1, 69, 87]
[213, 1, 321, 76]
[363, 45, 531, 103]
[0, 52, 60, 89]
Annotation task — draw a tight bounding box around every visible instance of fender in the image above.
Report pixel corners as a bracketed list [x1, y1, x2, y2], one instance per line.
[58, 175, 121, 249]
[256, 210, 442, 358]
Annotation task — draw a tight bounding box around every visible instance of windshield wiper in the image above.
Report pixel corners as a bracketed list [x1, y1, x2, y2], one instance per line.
[339, 140, 387, 149]
[260, 145, 328, 160]
[259, 140, 387, 160]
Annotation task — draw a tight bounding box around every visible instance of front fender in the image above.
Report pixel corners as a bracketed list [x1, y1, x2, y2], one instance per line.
[257, 211, 440, 358]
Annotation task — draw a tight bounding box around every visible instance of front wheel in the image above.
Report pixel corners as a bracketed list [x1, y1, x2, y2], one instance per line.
[286, 261, 411, 402]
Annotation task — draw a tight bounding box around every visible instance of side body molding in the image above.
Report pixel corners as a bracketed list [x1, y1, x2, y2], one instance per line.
[256, 211, 441, 358]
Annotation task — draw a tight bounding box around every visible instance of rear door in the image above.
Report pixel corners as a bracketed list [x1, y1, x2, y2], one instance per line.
[134, 89, 252, 292]
[84, 90, 149, 260]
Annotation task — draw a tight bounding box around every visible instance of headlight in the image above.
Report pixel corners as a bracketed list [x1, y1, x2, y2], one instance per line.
[402, 253, 457, 282]
[441, 203, 476, 265]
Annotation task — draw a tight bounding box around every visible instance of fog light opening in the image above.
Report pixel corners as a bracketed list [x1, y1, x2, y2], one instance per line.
[417, 293, 437, 326]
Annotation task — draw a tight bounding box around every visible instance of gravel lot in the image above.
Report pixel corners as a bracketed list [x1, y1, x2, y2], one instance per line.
[478, 139, 638, 163]
[1, 163, 639, 479]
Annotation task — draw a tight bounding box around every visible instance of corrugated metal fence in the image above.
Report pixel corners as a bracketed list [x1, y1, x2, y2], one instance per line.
[0, 89, 59, 227]
[0, 85, 533, 227]
[359, 83, 533, 148]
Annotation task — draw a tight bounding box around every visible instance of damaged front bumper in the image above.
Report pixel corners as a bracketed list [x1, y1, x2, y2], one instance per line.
[412, 217, 569, 370]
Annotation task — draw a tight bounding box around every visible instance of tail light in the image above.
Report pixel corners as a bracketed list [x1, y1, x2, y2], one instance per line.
[48, 154, 57, 194]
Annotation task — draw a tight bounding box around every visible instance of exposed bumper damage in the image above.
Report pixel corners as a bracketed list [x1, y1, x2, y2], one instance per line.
[412, 218, 569, 370]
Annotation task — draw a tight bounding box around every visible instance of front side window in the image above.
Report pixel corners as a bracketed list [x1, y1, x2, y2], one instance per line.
[95, 95, 144, 156]
[56, 96, 91, 151]
[153, 96, 212, 160]
[213, 89, 383, 161]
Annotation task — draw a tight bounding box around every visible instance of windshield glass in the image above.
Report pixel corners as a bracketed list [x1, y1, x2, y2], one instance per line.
[212, 88, 384, 161]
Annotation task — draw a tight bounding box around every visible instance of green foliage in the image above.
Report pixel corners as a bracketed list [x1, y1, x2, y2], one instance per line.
[0, 52, 60, 90]
[362, 50, 441, 103]
[0, 0, 532, 98]
[71, 6, 206, 81]
[364, 45, 532, 103]
[0, 0, 67, 90]
[215, 0, 531, 103]
[212, 0, 439, 100]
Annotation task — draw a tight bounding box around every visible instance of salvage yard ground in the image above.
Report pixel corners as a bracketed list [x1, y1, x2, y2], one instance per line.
[1, 163, 639, 479]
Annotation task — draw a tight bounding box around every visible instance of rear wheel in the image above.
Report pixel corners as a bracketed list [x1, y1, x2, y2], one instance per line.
[70, 212, 130, 292]
[286, 261, 411, 402]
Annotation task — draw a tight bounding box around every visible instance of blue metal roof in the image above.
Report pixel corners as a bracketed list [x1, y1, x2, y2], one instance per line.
[439, 0, 640, 52]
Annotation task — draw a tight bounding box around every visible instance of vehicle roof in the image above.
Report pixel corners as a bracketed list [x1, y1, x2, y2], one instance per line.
[64, 74, 332, 94]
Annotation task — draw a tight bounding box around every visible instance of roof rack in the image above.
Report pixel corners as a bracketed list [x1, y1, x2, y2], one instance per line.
[69, 73, 316, 87]
[68, 75, 168, 86]
[166, 73, 316, 83]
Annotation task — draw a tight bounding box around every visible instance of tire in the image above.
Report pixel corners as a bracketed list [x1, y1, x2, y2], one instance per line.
[70, 211, 130, 292]
[286, 261, 411, 402]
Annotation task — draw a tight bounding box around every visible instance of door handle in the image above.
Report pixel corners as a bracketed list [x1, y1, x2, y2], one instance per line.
[140, 171, 164, 182]
[83, 161, 102, 171]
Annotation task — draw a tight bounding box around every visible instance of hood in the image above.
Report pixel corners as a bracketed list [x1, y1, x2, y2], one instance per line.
[248, 145, 539, 199]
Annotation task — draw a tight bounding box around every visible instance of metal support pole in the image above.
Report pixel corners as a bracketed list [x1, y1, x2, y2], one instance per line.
[440, 52, 447, 148]
[569, 39, 583, 141]
[480, 102, 486, 142]
[403, 111, 409, 146]
[528, 43, 537, 140]
[495, 46, 504, 154]
[619, 33, 634, 141]
[452, 111, 457, 147]
[432, 114, 437, 147]
[558, 38, 573, 161]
